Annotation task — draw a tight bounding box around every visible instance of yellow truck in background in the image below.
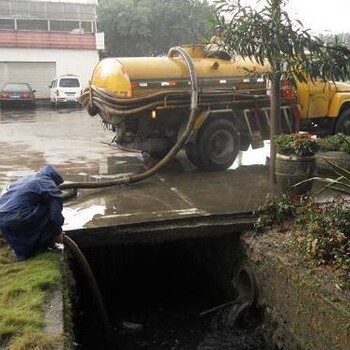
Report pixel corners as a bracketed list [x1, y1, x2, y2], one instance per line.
[81, 45, 350, 171]
[294, 77, 350, 135]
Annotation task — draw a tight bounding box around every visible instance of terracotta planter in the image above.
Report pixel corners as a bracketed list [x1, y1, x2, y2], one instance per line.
[276, 153, 316, 195]
[316, 151, 350, 177]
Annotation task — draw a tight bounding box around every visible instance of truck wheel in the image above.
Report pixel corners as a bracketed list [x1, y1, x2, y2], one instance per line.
[335, 109, 350, 135]
[196, 119, 240, 171]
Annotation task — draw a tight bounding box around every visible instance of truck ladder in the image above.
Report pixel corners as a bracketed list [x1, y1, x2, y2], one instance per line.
[242, 105, 298, 149]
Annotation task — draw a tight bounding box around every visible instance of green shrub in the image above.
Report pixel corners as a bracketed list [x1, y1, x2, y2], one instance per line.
[274, 132, 320, 156]
[318, 134, 344, 152]
[339, 139, 350, 154]
[318, 133, 350, 154]
[255, 193, 350, 272]
[254, 193, 298, 232]
[294, 198, 350, 270]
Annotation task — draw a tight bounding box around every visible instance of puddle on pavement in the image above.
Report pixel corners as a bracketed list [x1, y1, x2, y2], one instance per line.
[0, 108, 37, 123]
[62, 205, 106, 230]
[231, 141, 270, 170]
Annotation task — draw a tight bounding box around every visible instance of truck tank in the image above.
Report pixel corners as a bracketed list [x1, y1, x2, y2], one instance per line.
[81, 45, 296, 171]
[90, 45, 268, 99]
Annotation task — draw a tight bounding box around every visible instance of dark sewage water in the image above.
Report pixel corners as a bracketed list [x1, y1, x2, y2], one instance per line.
[69, 238, 268, 350]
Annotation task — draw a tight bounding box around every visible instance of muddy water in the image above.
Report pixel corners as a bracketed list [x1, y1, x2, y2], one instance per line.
[73, 237, 268, 350]
[112, 312, 266, 350]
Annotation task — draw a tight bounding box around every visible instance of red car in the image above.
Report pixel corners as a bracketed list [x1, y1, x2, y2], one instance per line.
[0, 83, 36, 108]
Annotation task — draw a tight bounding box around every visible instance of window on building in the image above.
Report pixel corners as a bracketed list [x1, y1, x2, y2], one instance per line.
[11, 1, 29, 17]
[0, 1, 10, 16]
[79, 5, 96, 21]
[62, 4, 79, 18]
[47, 3, 65, 20]
[50, 20, 80, 32]
[17, 19, 48, 31]
[29, 2, 46, 19]
[81, 21, 93, 33]
[0, 18, 15, 30]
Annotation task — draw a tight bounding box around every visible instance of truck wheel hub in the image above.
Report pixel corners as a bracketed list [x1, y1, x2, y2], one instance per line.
[208, 130, 233, 160]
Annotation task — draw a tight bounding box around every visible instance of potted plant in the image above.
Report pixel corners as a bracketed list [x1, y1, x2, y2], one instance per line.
[316, 134, 350, 176]
[274, 132, 320, 194]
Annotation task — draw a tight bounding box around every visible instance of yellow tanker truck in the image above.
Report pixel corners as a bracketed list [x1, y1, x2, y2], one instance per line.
[81, 45, 350, 171]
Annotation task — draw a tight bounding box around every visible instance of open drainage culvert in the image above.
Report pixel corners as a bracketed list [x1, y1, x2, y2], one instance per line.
[66, 232, 266, 350]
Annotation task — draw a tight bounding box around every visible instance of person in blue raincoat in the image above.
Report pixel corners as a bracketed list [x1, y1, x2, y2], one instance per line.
[0, 165, 65, 260]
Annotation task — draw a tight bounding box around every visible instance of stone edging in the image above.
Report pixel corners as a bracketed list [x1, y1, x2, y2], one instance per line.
[243, 233, 350, 350]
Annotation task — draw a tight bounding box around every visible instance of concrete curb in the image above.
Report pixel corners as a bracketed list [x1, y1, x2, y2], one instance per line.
[244, 233, 350, 350]
[44, 289, 64, 350]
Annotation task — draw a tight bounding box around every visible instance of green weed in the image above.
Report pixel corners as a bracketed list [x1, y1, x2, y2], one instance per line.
[0, 235, 62, 349]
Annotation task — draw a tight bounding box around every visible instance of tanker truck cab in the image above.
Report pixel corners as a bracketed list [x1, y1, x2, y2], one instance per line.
[294, 77, 350, 136]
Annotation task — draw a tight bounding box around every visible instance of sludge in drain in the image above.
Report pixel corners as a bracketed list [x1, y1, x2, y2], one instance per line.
[67, 234, 267, 349]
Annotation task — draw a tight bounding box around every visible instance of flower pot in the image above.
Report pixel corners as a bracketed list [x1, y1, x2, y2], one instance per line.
[276, 153, 316, 195]
[316, 151, 350, 177]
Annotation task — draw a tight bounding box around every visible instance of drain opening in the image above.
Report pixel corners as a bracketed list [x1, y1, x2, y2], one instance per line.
[68, 235, 266, 349]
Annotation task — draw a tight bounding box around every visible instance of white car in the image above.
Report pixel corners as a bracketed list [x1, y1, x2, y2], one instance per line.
[49, 75, 82, 107]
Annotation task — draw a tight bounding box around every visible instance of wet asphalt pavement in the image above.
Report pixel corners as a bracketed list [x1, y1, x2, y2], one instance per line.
[1, 105, 272, 349]
[0, 105, 271, 231]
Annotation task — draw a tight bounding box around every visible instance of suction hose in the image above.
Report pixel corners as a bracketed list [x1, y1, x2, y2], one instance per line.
[63, 235, 112, 348]
[60, 46, 198, 194]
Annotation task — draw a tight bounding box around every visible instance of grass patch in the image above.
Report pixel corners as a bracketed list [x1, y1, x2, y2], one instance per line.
[6, 332, 59, 350]
[0, 235, 63, 349]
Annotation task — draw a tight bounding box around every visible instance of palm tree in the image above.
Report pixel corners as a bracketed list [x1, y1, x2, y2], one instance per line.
[213, 0, 350, 184]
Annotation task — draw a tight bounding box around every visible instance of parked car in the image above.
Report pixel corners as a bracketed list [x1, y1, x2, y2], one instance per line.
[0, 83, 36, 108]
[49, 75, 82, 107]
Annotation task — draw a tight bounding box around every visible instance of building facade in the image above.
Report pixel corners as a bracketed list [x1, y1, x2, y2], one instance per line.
[0, 0, 103, 98]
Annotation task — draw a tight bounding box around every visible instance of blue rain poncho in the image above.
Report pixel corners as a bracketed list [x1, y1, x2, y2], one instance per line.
[0, 165, 64, 259]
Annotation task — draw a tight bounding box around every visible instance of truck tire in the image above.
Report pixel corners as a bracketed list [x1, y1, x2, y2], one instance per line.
[335, 109, 350, 135]
[196, 119, 240, 171]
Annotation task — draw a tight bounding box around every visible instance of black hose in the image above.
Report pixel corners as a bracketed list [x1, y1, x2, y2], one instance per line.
[80, 86, 190, 109]
[63, 235, 112, 348]
[60, 46, 199, 193]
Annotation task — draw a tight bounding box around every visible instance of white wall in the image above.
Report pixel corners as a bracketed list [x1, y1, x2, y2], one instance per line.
[33, 0, 97, 4]
[0, 48, 99, 93]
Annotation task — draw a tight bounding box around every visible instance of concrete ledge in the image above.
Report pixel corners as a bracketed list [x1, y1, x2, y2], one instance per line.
[44, 290, 64, 350]
[243, 231, 350, 350]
